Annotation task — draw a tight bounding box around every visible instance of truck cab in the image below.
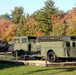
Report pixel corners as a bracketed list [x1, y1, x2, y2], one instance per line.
[13, 36, 40, 58]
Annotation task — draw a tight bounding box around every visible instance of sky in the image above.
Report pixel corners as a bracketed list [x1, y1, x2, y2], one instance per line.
[0, 0, 76, 15]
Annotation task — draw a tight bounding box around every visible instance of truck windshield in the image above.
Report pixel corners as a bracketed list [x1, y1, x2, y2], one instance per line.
[14, 38, 20, 44]
[29, 39, 36, 43]
[22, 38, 27, 43]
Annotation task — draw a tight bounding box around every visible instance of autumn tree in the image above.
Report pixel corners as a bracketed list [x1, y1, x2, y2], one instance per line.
[51, 10, 66, 35]
[26, 18, 42, 36]
[66, 25, 76, 36]
[52, 20, 66, 36]
[64, 7, 76, 35]
[0, 19, 17, 42]
[52, 10, 65, 24]
[71, 7, 76, 25]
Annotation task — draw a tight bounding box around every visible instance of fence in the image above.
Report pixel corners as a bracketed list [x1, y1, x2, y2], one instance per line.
[0, 52, 18, 61]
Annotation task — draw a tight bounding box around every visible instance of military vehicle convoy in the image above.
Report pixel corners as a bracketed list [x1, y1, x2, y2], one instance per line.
[13, 36, 76, 62]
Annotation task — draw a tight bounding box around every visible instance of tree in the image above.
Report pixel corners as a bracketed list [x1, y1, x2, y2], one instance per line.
[66, 25, 76, 36]
[0, 13, 10, 19]
[11, 6, 26, 36]
[52, 10, 65, 24]
[11, 6, 25, 24]
[64, 7, 76, 35]
[16, 23, 27, 36]
[26, 18, 41, 36]
[42, 0, 59, 32]
[71, 7, 76, 25]
[0, 19, 17, 42]
[31, 0, 59, 35]
[31, 10, 49, 35]
[52, 20, 66, 36]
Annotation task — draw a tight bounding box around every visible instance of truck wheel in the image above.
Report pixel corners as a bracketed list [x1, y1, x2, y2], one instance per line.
[47, 51, 57, 62]
[19, 55, 25, 60]
[18, 50, 25, 60]
[18, 49, 25, 56]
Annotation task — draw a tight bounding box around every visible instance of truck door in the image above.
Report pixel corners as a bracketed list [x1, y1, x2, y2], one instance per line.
[20, 38, 28, 51]
[28, 39, 34, 52]
[28, 38, 37, 55]
[14, 38, 20, 50]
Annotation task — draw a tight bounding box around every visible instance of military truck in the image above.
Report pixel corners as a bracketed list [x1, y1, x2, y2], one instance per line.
[13, 36, 76, 62]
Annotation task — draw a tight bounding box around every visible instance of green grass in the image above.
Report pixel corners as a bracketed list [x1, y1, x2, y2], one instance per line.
[0, 63, 76, 75]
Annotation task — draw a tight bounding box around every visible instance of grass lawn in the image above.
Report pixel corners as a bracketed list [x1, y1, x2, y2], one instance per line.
[0, 62, 76, 75]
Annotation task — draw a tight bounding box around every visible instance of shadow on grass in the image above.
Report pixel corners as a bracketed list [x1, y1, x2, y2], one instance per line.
[26, 67, 76, 75]
[0, 60, 24, 70]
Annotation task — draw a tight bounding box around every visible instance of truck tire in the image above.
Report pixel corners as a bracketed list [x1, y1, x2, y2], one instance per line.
[18, 49, 25, 56]
[18, 49, 25, 60]
[47, 51, 57, 62]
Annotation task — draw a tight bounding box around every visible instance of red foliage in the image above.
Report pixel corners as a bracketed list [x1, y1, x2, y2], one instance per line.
[36, 32, 43, 37]
[0, 19, 17, 42]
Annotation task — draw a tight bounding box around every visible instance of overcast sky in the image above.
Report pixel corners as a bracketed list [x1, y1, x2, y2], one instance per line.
[0, 0, 76, 15]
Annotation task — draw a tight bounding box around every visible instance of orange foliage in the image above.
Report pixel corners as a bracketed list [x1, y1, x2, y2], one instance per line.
[52, 16, 62, 24]
[26, 18, 40, 36]
[66, 25, 76, 36]
[72, 13, 76, 24]
[36, 32, 43, 37]
[65, 8, 76, 35]
[66, 7, 76, 25]
[0, 19, 17, 42]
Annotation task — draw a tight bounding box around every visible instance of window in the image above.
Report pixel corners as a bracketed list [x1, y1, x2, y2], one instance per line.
[66, 41, 70, 47]
[22, 38, 27, 43]
[72, 42, 75, 47]
[14, 39, 20, 44]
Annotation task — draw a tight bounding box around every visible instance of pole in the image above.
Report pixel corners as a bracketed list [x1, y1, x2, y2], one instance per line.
[5, 51, 7, 60]
[16, 51, 18, 62]
[45, 53, 47, 66]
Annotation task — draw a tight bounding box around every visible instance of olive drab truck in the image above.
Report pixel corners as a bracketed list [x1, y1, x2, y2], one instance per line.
[13, 36, 76, 62]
